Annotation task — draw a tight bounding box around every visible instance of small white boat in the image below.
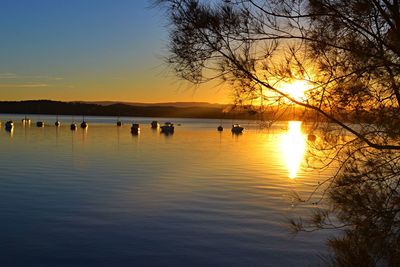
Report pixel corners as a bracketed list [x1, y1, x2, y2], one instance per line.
[36, 121, 45, 127]
[160, 122, 174, 134]
[70, 123, 77, 130]
[151, 121, 159, 129]
[231, 124, 244, 134]
[131, 123, 140, 134]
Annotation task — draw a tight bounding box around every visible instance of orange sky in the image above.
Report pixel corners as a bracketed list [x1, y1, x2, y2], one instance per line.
[0, 1, 230, 104]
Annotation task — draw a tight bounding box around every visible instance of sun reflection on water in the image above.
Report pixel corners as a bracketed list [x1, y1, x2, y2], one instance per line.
[281, 121, 306, 179]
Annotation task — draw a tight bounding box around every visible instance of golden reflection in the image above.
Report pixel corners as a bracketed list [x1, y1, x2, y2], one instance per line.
[280, 121, 306, 179]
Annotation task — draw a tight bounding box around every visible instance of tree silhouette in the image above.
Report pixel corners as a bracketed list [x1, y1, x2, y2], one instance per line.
[156, 0, 400, 148]
[156, 0, 400, 265]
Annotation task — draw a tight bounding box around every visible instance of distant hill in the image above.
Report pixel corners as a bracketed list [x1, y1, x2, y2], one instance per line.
[0, 100, 238, 119]
[0, 100, 319, 121]
[83, 101, 225, 108]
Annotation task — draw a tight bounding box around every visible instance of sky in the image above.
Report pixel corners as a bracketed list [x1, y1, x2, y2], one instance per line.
[0, 0, 229, 103]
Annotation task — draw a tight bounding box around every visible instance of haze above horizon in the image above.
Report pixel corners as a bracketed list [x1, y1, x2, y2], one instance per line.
[0, 0, 229, 103]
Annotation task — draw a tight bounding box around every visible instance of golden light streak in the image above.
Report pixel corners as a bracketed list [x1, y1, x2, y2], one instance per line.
[280, 121, 306, 179]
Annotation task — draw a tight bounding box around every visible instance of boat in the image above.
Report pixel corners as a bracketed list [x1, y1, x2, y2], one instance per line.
[21, 117, 31, 124]
[160, 122, 174, 134]
[217, 118, 224, 132]
[5, 120, 14, 130]
[36, 121, 44, 127]
[151, 120, 159, 129]
[70, 123, 77, 130]
[231, 124, 244, 134]
[116, 115, 122, 126]
[131, 123, 140, 134]
[80, 115, 88, 129]
[55, 115, 60, 127]
[80, 121, 88, 129]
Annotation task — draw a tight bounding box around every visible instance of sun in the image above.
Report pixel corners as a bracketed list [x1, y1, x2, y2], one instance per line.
[279, 80, 309, 102]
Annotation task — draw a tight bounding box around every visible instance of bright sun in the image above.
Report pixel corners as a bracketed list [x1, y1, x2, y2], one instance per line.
[280, 80, 309, 102]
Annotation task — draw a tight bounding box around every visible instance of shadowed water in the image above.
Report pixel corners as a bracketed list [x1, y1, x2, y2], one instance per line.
[0, 115, 333, 266]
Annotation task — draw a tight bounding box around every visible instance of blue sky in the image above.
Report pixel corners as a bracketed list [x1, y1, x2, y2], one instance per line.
[0, 0, 228, 103]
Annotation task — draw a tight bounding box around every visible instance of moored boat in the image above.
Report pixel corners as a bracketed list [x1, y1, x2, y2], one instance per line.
[160, 122, 174, 134]
[5, 120, 14, 130]
[131, 123, 140, 134]
[231, 124, 244, 134]
[22, 117, 31, 124]
[55, 115, 60, 127]
[80, 121, 88, 129]
[151, 121, 159, 129]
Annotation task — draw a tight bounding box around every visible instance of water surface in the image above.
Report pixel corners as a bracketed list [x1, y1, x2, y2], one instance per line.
[0, 115, 333, 266]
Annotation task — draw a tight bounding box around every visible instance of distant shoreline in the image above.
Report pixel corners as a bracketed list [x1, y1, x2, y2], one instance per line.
[0, 100, 318, 121]
[0, 100, 252, 120]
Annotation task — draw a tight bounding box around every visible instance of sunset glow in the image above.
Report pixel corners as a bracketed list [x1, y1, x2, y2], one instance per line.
[279, 80, 310, 102]
[0, 0, 389, 265]
[0, 1, 229, 104]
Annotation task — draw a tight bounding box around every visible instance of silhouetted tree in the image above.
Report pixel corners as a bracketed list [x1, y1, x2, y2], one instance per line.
[156, 0, 400, 147]
[156, 0, 400, 265]
[290, 148, 400, 266]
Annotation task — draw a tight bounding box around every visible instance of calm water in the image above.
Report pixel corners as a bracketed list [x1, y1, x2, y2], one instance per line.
[0, 115, 333, 266]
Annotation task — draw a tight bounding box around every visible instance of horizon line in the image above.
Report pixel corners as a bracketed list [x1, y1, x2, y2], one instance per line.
[0, 99, 228, 105]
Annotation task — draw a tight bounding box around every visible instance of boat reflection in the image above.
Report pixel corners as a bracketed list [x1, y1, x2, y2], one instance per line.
[280, 121, 306, 179]
[5, 126, 14, 137]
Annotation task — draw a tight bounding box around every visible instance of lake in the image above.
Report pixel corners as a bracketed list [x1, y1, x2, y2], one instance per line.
[0, 114, 334, 266]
